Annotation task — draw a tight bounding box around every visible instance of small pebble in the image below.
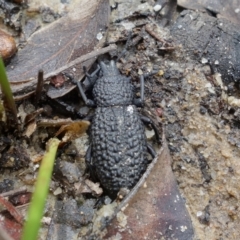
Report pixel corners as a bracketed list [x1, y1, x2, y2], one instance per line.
[201, 58, 208, 64]
[0, 30, 17, 60]
[53, 187, 62, 195]
[153, 4, 162, 12]
[145, 129, 155, 140]
[199, 106, 207, 115]
[197, 211, 203, 217]
[235, 8, 240, 13]
[96, 32, 103, 40]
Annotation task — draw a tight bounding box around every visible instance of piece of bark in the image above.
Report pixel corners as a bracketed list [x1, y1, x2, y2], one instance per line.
[5, 0, 110, 96]
[102, 135, 194, 240]
[171, 10, 240, 85]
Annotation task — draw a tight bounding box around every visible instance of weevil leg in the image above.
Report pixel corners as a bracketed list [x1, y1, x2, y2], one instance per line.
[83, 65, 101, 87]
[94, 195, 112, 209]
[85, 144, 101, 184]
[79, 113, 94, 122]
[140, 74, 144, 104]
[117, 31, 132, 61]
[83, 65, 100, 78]
[53, 98, 76, 116]
[64, 71, 96, 107]
[85, 144, 96, 176]
[147, 143, 156, 159]
[69, 76, 96, 107]
[85, 144, 92, 167]
[76, 80, 96, 107]
[140, 115, 160, 143]
[134, 75, 145, 107]
[134, 71, 160, 106]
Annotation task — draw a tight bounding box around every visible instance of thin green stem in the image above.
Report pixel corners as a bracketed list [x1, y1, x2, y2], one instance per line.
[21, 138, 60, 240]
[0, 57, 18, 126]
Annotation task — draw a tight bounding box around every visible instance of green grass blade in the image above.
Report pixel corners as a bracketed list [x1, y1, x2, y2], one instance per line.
[0, 57, 18, 124]
[21, 138, 60, 240]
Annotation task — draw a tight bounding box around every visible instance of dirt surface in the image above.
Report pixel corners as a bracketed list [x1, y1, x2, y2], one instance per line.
[1, 0, 240, 239]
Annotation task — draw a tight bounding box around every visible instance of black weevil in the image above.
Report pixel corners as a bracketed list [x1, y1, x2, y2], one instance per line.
[73, 60, 160, 198]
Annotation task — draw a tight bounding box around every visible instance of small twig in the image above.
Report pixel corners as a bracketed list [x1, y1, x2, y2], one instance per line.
[145, 24, 175, 50]
[16, 203, 30, 212]
[37, 118, 73, 127]
[13, 90, 35, 101]
[131, 28, 144, 47]
[35, 70, 44, 105]
[117, 31, 132, 61]
[0, 186, 27, 198]
[44, 44, 117, 80]
[0, 195, 24, 225]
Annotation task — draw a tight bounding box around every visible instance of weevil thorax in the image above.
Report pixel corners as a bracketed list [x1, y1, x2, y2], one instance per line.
[92, 61, 134, 107]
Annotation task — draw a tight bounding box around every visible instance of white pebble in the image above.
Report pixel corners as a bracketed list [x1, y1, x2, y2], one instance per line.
[96, 32, 103, 40]
[201, 58, 208, 64]
[153, 4, 162, 12]
[197, 211, 203, 217]
[53, 187, 62, 195]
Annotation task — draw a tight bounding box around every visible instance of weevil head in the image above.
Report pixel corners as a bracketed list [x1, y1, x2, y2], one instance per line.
[99, 60, 120, 77]
[93, 61, 134, 107]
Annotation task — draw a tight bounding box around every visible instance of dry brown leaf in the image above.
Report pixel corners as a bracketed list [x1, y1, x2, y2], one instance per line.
[24, 108, 43, 125]
[32, 154, 43, 163]
[5, 0, 110, 96]
[55, 120, 90, 142]
[103, 135, 194, 239]
[23, 120, 37, 138]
